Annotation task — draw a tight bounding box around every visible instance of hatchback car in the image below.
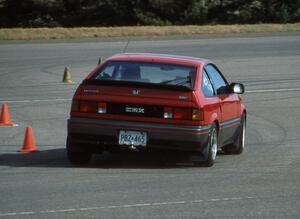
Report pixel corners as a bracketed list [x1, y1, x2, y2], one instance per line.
[67, 53, 246, 166]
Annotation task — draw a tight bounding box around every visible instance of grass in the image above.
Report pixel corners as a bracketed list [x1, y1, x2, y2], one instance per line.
[0, 23, 299, 41]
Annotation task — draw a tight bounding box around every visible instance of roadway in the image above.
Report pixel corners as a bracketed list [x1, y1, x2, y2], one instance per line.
[0, 33, 300, 218]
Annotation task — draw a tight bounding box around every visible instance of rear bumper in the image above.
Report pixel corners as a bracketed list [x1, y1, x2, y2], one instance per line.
[67, 117, 211, 152]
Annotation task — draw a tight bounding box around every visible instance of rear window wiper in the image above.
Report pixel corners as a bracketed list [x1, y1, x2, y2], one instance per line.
[160, 76, 192, 87]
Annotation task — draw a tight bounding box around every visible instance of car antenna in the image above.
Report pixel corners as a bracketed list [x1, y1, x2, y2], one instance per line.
[122, 37, 132, 53]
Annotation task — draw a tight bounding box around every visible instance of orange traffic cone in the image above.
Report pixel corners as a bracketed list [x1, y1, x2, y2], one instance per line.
[0, 103, 17, 126]
[18, 126, 38, 153]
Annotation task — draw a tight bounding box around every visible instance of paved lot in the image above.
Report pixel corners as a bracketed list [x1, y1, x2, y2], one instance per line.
[0, 33, 300, 218]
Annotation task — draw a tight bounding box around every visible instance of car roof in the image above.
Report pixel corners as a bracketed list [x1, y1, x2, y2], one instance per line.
[105, 53, 211, 67]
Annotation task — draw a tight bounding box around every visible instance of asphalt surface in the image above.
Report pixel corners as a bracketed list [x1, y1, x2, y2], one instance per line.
[0, 33, 300, 218]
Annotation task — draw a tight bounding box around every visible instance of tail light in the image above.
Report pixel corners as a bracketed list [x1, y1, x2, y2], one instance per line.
[174, 108, 192, 119]
[79, 101, 97, 113]
[192, 109, 203, 121]
[164, 107, 203, 121]
[71, 100, 107, 114]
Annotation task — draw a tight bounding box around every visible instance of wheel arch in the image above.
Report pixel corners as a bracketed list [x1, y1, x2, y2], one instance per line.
[213, 120, 220, 134]
[242, 109, 247, 126]
[240, 102, 247, 118]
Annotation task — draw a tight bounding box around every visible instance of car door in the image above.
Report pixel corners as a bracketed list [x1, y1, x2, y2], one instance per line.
[204, 64, 240, 146]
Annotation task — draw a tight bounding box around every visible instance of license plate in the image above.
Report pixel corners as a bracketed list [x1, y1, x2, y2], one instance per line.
[118, 130, 147, 146]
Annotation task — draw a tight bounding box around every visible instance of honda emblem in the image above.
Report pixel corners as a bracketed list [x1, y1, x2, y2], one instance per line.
[132, 89, 141, 95]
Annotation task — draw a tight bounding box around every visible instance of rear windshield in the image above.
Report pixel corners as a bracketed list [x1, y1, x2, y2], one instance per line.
[91, 61, 196, 90]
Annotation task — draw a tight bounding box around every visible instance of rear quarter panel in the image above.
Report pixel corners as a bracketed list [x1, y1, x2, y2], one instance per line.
[194, 65, 222, 127]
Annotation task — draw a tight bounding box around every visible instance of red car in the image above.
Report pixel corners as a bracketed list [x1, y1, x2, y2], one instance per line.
[67, 53, 246, 166]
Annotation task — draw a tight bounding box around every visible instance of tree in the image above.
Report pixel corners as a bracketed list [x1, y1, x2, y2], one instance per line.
[0, 0, 63, 27]
[0, 0, 299, 27]
[182, 0, 209, 24]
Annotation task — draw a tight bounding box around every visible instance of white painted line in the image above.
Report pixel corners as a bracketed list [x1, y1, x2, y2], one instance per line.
[57, 208, 77, 213]
[246, 87, 300, 93]
[0, 98, 71, 104]
[150, 201, 187, 206]
[230, 197, 242, 200]
[0, 196, 255, 217]
[18, 212, 34, 215]
[208, 198, 221, 202]
[78, 207, 99, 211]
[78, 207, 100, 211]
[132, 203, 152, 207]
[39, 210, 58, 214]
[0, 213, 17, 216]
[191, 200, 203, 203]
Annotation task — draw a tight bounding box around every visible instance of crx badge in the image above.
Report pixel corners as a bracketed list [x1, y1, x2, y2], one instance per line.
[132, 89, 141, 95]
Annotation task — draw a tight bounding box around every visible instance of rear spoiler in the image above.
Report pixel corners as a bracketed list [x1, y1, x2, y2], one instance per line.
[82, 79, 194, 91]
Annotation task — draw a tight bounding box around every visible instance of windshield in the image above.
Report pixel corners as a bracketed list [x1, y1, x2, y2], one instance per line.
[91, 61, 196, 89]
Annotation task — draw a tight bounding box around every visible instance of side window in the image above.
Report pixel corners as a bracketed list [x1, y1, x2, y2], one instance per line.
[204, 64, 228, 95]
[202, 71, 215, 97]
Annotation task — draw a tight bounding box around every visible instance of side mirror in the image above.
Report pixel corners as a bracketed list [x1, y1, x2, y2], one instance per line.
[230, 83, 245, 94]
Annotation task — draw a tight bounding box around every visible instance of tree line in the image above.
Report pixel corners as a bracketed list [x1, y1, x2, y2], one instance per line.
[0, 0, 299, 28]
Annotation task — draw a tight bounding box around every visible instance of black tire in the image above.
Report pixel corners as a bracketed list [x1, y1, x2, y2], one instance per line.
[66, 137, 92, 165]
[204, 124, 218, 167]
[223, 115, 246, 155]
